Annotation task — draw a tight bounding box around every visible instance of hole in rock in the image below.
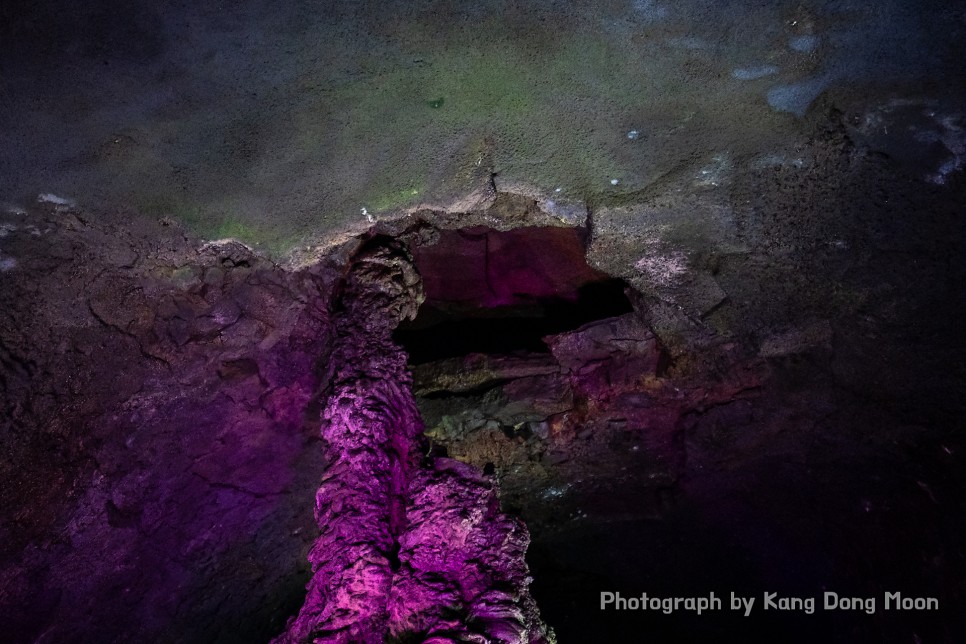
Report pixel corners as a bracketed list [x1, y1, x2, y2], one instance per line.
[394, 225, 634, 363]
[391, 223, 920, 643]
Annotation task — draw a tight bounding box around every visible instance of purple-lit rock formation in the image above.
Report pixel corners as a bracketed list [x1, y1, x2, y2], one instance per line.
[3, 115, 966, 642]
[0, 204, 338, 642]
[274, 239, 552, 643]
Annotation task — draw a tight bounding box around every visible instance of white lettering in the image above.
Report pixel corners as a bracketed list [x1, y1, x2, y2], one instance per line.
[825, 592, 876, 614]
[764, 593, 816, 614]
[885, 592, 939, 610]
[731, 592, 755, 616]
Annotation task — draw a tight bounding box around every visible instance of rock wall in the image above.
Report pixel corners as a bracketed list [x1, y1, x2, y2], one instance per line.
[0, 203, 336, 642]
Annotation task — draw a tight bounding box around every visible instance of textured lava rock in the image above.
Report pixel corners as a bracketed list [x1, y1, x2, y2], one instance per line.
[411, 353, 560, 396]
[0, 203, 337, 642]
[274, 239, 552, 643]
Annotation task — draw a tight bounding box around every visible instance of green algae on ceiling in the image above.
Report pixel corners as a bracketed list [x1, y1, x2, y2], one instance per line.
[0, 0, 960, 256]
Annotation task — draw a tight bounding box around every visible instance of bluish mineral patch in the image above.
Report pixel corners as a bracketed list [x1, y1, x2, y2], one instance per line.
[733, 65, 780, 81]
[632, 0, 668, 23]
[767, 76, 831, 117]
[789, 34, 819, 53]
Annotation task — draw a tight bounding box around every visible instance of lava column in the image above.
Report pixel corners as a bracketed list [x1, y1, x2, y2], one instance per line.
[275, 238, 552, 644]
[274, 240, 424, 643]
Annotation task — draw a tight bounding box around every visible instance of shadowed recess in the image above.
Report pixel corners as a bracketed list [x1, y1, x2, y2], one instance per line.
[394, 226, 634, 363]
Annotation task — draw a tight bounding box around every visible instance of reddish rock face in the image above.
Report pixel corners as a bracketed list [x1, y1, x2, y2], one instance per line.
[412, 226, 609, 310]
[396, 225, 635, 364]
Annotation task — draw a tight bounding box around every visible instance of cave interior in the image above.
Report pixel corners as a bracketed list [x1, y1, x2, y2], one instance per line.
[2, 0, 966, 643]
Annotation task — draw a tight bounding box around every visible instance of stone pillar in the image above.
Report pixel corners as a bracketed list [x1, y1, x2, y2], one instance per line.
[274, 238, 552, 644]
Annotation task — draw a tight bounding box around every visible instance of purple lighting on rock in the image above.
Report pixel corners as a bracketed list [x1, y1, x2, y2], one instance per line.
[412, 226, 608, 310]
[273, 239, 552, 643]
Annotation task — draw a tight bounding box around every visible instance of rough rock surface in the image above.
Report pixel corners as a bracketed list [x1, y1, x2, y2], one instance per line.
[274, 239, 552, 643]
[1, 103, 965, 642]
[0, 202, 336, 642]
[402, 112, 966, 642]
